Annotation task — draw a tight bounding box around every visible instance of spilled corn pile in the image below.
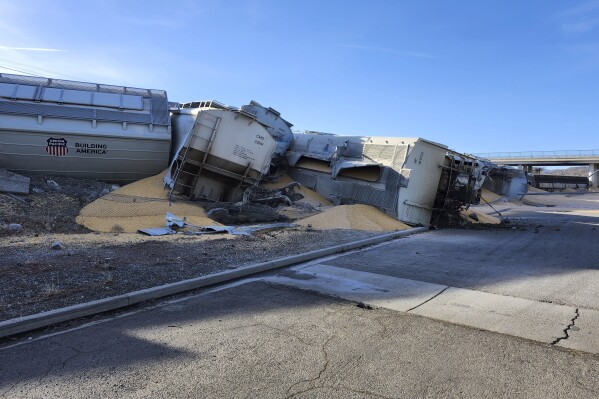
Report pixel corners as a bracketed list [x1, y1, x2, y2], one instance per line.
[459, 209, 501, 225]
[297, 204, 411, 231]
[77, 172, 412, 234]
[480, 189, 502, 203]
[77, 172, 219, 233]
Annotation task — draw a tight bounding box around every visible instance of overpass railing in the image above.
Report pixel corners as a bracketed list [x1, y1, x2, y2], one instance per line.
[474, 150, 599, 159]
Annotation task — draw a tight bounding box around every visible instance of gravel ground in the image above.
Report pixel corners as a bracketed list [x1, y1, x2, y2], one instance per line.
[0, 174, 114, 236]
[0, 228, 380, 321]
[0, 172, 507, 323]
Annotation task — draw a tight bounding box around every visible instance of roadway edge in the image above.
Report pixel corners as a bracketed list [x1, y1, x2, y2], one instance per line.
[0, 226, 428, 339]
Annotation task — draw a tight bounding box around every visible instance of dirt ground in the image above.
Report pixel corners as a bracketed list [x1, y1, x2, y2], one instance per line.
[0, 174, 114, 235]
[0, 228, 380, 321]
[0, 173, 380, 320]
[0, 172, 505, 322]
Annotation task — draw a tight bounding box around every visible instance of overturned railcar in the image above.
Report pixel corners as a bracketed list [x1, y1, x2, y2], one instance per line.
[0, 73, 171, 182]
[165, 101, 278, 202]
[286, 134, 448, 226]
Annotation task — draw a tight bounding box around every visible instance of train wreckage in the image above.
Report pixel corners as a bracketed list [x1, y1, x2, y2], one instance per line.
[0, 73, 527, 228]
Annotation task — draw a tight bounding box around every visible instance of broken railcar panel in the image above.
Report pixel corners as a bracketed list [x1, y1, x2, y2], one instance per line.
[287, 134, 448, 226]
[435, 153, 495, 207]
[165, 104, 277, 202]
[482, 166, 528, 198]
[240, 101, 294, 157]
[0, 73, 171, 183]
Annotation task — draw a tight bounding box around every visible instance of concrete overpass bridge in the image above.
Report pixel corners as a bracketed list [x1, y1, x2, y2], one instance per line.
[474, 150, 599, 187]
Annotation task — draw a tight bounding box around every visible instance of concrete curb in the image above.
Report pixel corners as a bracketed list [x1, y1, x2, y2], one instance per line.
[0, 227, 428, 339]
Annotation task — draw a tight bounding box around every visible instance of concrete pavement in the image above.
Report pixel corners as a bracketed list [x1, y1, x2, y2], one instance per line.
[2, 281, 599, 399]
[267, 264, 578, 345]
[263, 194, 599, 354]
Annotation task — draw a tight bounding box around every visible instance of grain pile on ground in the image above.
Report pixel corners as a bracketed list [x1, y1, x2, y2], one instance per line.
[262, 175, 332, 208]
[561, 188, 576, 193]
[480, 189, 502, 203]
[527, 186, 546, 193]
[297, 204, 411, 231]
[460, 209, 501, 225]
[77, 172, 218, 233]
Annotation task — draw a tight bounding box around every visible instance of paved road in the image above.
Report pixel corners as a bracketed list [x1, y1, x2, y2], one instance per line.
[2, 281, 599, 399]
[266, 194, 599, 353]
[324, 195, 599, 310]
[2, 193, 599, 398]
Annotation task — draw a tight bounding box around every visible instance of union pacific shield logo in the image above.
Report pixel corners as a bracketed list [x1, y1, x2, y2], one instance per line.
[46, 137, 68, 156]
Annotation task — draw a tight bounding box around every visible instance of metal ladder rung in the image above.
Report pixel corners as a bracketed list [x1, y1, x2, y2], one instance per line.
[169, 114, 221, 198]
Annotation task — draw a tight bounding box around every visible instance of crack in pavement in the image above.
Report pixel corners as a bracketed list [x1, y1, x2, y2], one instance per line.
[552, 308, 580, 345]
[286, 384, 396, 399]
[405, 286, 450, 312]
[285, 334, 335, 398]
[219, 322, 316, 348]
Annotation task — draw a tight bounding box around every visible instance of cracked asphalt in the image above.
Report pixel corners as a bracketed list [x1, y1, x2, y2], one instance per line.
[2, 193, 599, 398]
[2, 281, 599, 399]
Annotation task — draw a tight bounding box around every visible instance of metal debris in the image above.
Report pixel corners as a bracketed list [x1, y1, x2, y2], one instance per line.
[0, 169, 30, 195]
[139, 213, 295, 236]
[138, 227, 177, 236]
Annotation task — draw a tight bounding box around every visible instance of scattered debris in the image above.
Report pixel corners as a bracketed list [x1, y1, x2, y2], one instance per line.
[206, 208, 229, 219]
[165, 212, 187, 228]
[137, 227, 177, 236]
[357, 302, 374, 310]
[200, 202, 288, 225]
[139, 212, 295, 236]
[459, 209, 501, 225]
[0, 169, 30, 195]
[226, 223, 295, 236]
[8, 223, 21, 232]
[46, 180, 61, 191]
[0, 174, 115, 235]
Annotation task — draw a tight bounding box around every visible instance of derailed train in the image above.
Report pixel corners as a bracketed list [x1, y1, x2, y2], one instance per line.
[0, 73, 526, 226]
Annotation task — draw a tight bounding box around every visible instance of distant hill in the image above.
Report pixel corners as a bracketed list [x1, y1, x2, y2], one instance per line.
[540, 166, 589, 177]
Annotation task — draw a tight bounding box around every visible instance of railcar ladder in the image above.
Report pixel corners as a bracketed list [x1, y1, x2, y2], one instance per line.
[168, 114, 221, 198]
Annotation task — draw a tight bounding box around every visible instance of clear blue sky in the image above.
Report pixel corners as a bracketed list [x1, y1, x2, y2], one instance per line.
[0, 0, 598, 153]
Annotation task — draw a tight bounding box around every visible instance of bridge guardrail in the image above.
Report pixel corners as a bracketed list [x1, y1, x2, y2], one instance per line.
[474, 150, 599, 159]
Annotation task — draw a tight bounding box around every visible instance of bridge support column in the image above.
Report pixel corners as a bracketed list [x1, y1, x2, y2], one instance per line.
[590, 164, 599, 188]
[520, 165, 533, 173]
